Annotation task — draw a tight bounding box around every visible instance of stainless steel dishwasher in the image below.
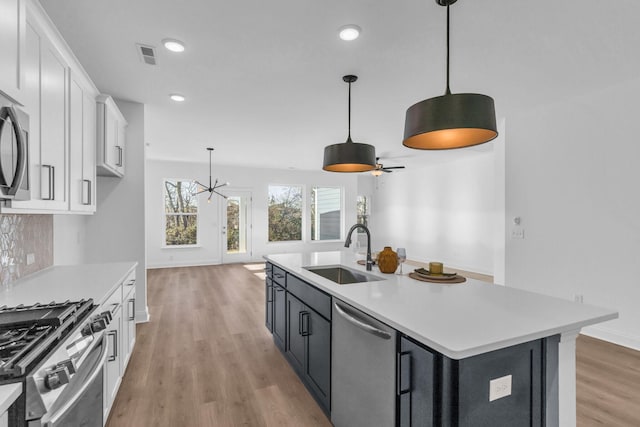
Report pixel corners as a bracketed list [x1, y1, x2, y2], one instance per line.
[331, 297, 397, 427]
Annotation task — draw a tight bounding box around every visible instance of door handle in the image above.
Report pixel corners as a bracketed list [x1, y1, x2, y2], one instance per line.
[82, 179, 91, 205]
[42, 165, 54, 200]
[334, 302, 391, 339]
[397, 351, 412, 395]
[107, 330, 118, 362]
[301, 311, 310, 336]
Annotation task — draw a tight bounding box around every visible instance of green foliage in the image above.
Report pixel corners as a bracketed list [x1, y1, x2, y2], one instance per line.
[165, 215, 197, 245]
[227, 199, 240, 251]
[165, 180, 198, 245]
[268, 186, 302, 241]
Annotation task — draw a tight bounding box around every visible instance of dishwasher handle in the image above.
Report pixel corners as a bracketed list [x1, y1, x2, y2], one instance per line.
[334, 302, 391, 340]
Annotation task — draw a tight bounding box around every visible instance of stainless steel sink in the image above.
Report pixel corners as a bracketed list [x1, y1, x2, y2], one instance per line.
[304, 266, 383, 285]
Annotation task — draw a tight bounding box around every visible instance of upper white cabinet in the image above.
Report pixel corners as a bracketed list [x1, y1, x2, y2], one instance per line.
[69, 72, 97, 213]
[3, 1, 100, 214]
[0, 0, 25, 104]
[97, 95, 127, 178]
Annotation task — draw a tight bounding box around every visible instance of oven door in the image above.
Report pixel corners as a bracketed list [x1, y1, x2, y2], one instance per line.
[31, 335, 108, 427]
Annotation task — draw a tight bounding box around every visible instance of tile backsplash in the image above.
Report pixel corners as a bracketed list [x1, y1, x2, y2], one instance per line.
[0, 214, 53, 287]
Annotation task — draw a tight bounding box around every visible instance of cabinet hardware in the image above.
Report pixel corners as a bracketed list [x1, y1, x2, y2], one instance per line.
[128, 299, 135, 321]
[108, 331, 118, 362]
[42, 165, 55, 200]
[116, 145, 123, 167]
[397, 351, 412, 395]
[267, 285, 273, 303]
[301, 311, 310, 336]
[82, 179, 91, 205]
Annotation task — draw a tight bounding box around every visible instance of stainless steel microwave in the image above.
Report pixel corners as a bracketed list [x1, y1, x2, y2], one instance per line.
[0, 92, 30, 201]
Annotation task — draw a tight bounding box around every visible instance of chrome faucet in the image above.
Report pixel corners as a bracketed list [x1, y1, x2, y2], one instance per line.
[345, 224, 373, 271]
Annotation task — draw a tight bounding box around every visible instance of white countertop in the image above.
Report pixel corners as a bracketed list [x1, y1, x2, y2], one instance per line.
[0, 262, 137, 308]
[265, 251, 618, 359]
[0, 383, 21, 415]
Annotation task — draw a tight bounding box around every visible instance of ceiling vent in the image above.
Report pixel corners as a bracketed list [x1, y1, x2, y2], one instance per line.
[136, 43, 157, 65]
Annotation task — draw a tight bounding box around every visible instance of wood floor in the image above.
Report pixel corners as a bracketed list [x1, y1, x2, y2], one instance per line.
[105, 264, 640, 427]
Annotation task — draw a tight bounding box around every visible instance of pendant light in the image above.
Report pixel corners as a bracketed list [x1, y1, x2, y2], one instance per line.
[323, 75, 376, 172]
[195, 148, 228, 202]
[403, 0, 497, 150]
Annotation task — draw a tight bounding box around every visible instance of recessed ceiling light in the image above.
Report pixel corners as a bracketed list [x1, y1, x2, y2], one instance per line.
[170, 94, 185, 102]
[338, 25, 361, 41]
[162, 39, 185, 52]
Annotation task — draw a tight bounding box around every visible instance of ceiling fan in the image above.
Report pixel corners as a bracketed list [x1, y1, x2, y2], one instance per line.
[195, 147, 228, 201]
[371, 157, 405, 176]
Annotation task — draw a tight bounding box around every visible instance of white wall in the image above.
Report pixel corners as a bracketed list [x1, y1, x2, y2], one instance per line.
[506, 78, 640, 350]
[53, 214, 87, 265]
[85, 100, 148, 321]
[146, 160, 359, 268]
[370, 146, 499, 275]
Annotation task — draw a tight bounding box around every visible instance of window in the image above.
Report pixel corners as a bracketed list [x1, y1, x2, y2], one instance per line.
[311, 187, 342, 241]
[164, 180, 198, 246]
[356, 195, 369, 230]
[268, 185, 303, 242]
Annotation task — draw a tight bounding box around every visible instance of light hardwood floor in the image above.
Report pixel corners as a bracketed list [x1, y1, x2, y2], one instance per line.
[106, 264, 639, 427]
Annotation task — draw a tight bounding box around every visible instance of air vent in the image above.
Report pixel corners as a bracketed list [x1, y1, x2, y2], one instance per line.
[136, 43, 157, 65]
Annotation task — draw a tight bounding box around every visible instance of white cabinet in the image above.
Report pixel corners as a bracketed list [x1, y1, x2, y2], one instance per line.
[7, 9, 68, 212]
[97, 95, 127, 177]
[121, 272, 136, 372]
[0, 0, 25, 104]
[69, 72, 97, 213]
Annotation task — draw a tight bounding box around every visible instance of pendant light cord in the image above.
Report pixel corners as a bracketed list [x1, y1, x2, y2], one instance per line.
[209, 149, 212, 189]
[445, 3, 451, 95]
[347, 80, 353, 142]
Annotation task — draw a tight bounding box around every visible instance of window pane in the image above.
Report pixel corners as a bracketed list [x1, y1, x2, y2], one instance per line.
[357, 195, 369, 230]
[311, 187, 342, 241]
[165, 180, 198, 213]
[165, 215, 197, 245]
[227, 196, 248, 253]
[268, 185, 303, 242]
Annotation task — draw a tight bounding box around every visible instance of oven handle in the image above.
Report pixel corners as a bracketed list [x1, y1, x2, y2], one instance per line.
[42, 334, 108, 427]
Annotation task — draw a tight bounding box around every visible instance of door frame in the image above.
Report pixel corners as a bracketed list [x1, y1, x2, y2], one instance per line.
[220, 188, 253, 263]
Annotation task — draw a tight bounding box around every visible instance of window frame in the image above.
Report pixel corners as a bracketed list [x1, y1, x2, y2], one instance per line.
[310, 186, 344, 243]
[267, 183, 305, 243]
[163, 178, 200, 248]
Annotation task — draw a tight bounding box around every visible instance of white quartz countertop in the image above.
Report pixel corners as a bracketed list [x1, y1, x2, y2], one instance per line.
[0, 383, 21, 415]
[0, 262, 137, 308]
[265, 251, 618, 359]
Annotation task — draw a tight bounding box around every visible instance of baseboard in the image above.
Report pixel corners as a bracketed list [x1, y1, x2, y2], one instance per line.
[581, 325, 640, 351]
[135, 305, 150, 323]
[146, 259, 222, 269]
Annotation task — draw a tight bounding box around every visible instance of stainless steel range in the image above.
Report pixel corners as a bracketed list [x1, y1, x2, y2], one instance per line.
[0, 300, 111, 427]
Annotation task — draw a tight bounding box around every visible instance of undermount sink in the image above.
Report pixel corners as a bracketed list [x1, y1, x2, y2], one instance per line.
[304, 266, 383, 285]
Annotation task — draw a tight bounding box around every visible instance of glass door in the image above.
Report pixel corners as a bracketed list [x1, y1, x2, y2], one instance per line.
[221, 190, 253, 263]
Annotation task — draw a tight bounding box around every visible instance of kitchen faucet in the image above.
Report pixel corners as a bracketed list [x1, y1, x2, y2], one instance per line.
[344, 224, 373, 271]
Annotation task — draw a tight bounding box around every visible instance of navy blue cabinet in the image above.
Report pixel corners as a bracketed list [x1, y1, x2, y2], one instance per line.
[272, 283, 286, 350]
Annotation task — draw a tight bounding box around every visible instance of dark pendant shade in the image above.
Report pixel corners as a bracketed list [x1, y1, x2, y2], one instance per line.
[323, 139, 377, 172]
[403, 93, 497, 149]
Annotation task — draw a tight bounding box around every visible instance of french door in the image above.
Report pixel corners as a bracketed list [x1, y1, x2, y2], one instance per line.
[220, 190, 253, 263]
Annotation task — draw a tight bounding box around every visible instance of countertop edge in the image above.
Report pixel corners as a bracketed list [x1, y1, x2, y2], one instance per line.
[0, 383, 21, 415]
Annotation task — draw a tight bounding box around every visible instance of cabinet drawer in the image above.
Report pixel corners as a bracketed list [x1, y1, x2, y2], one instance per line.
[272, 265, 286, 287]
[286, 274, 331, 320]
[265, 262, 273, 278]
[102, 285, 122, 315]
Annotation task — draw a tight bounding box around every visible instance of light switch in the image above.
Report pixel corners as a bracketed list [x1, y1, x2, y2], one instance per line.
[511, 227, 524, 239]
[489, 374, 512, 402]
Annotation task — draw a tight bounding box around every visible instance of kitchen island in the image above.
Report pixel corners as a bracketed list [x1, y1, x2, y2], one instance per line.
[265, 251, 617, 426]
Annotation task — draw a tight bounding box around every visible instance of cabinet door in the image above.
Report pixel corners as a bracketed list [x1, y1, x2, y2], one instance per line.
[0, 0, 25, 103]
[82, 90, 96, 208]
[265, 278, 273, 332]
[272, 284, 286, 350]
[115, 120, 125, 174]
[285, 293, 305, 374]
[69, 75, 96, 212]
[104, 306, 122, 418]
[304, 309, 331, 412]
[398, 336, 436, 427]
[39, 40, 67, 208]
[122, 288, 136, 372]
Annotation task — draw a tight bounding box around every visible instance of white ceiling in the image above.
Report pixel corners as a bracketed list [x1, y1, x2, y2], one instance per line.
[39, 0, 640, 170]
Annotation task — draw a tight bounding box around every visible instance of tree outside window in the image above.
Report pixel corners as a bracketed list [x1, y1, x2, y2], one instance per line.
[268, 185, 303, 242]
[165, 180, 198, 245]
[356, 195, 369, 231]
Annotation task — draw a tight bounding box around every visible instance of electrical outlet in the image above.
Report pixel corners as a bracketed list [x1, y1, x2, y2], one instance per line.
[574, 294, 584, 303]
[26, 253, 35, 265]
[511, 227, 525, 239]
[489, 374, 512, 402]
